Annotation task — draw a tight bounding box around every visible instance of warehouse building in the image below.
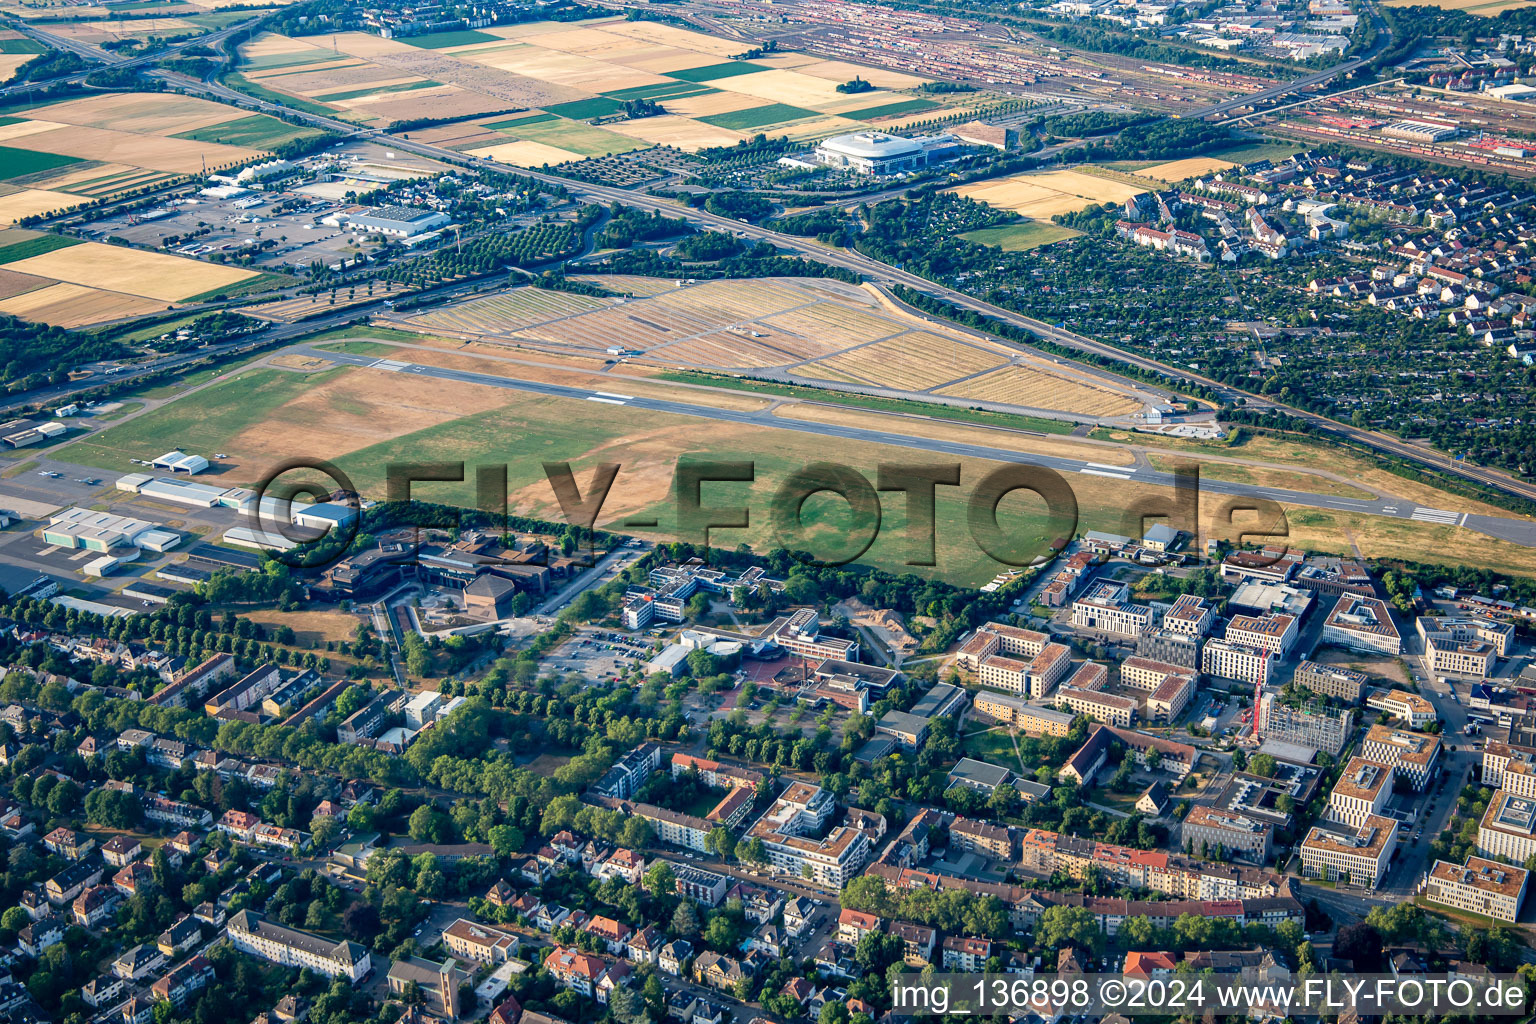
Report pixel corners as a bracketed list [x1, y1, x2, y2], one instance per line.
[345, 206, 451, 238]
[43, 508, 178, 555]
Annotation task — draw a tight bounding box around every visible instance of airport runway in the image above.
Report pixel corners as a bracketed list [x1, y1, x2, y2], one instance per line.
[295, 345, 1536, 550]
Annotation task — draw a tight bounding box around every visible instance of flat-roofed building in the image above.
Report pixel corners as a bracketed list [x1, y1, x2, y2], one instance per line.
[1321, 596, 1401, 655]
[1203, 639, 1272, 688]
[1325, 757, 1394, 828]
[1136, 627, 1201, 670]
[1071, 581, 1152, 638]
[1424, 856, 1528, 922]
[876, 710, 929, 750]
[1362, 724, 1440, 791]
[1425, 636, 1497, 680]
[1293, 661, 1368, 703]
[1366, 688, 1436, 727]
[760, 607, 859, 662]
[1478, 790, 1536, 864]
[1299, 815, 1396, 888]
[745, 783, 870, 887]
[1163, 594, 1215, 636]
[1228, 581, 1314, 619]
[1483, 740, 1536, 788]
[1221, 548, 1302, 584]
[1416, 615, 1515, 657]
[1182, 805, 1272, 863]
[1225, 612, 1299, 657]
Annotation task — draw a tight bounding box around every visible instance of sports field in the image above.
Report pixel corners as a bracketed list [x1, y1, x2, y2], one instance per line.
[392, 275, 1150, 419]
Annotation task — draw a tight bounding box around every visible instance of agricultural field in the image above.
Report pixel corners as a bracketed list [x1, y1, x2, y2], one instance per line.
[0, 92, 321, 223]
[937, 366, 1143, 417]
[235, 16, 988, 156]
[0, 227, 263, 326]
[389, 275, 1150, 420]
[1137, 156, 1236, 181]
[953, 168, 1149, 219]
[1382, 0, 1534, 12]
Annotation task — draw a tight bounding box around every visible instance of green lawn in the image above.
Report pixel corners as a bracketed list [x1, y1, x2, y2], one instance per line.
[182, 271, 291, 303]
[603, 82, 716, 102]
[960, 221, 1082, 251]
[174, 114, 325, 150]
[314, 80, 442, 103]
[543, 97, 625, 121]
[0, 145, 82, 181]
[0, 233, 81, 265]
[485, 113, 559, 129]
[699, 103, 820, 130]
[57, 367, 346, 473]
[668, 61, 769, 82]
[1208, 139, 1303, 164]
[961, 726, 1023, 771]
[402, 29, 499, 49]
[509, 118, 648, 157]
[843, 98, 939, 120]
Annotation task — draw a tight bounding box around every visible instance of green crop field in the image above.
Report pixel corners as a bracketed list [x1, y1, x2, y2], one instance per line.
[668, 61, 768, 82]
[843, 98, 939, 120]
[0, 146, 82, 180]
[509, 118, 648, 157]
[0, 234, 81, 264]
[960, 222, 1082, 251]
[239, 50, 346, 72]
[699, 103, 820, 130]
[485, 113, 559, 129]
[174, 113, 325, 150]
[543, 97, 625, 121]
[603, 82, 716, 102]
[315, 80, 442, 102]
[0, 39, 46, 55]
[403, 29, 500, 49]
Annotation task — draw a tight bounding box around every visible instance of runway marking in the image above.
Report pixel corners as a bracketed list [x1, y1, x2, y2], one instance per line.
[1410, 507, 1460, 524]
[369, 359, 409, 372]
[593, 391, 634, 400]
[1080, 468, 1132, 479]
[586, 396, 627, 406]
[1086, 462, 1131, 471]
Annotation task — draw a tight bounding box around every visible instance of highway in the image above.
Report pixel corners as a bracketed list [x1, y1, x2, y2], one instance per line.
[0, 16, 264, 97]
[293, 344, 1536, 551]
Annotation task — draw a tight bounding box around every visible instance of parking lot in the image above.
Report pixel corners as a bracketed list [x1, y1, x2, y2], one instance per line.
[542, 629, 656, 682]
